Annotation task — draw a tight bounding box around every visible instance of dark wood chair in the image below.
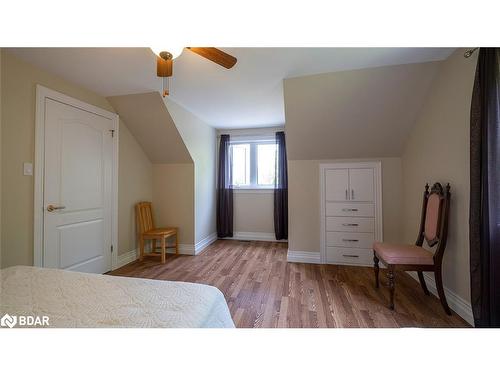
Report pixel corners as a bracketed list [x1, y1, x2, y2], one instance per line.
[372, 182, 452, 315]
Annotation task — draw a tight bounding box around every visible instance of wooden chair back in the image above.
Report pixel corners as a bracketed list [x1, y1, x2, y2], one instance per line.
[136, 202, 155, 235]
[416, 183, 451, 263]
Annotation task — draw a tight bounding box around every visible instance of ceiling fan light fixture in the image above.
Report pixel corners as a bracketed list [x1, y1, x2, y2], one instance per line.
[151, 47, 184, 60]
[153, 47, 237, 97]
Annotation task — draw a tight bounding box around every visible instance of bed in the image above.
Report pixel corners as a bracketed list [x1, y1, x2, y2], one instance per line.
[0, 266, 235, 328]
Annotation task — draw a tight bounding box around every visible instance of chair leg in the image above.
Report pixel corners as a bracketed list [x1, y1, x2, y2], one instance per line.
[387, 266, 395, 310]
[139, 236, 144, 261]
[161, 237, 166, 264]
[151, 239, 157, 254]
[373, 251, 380, 288]
[434, 267, 451, 315]
[417, 271, 430, 296]
[175, 232, 179, 255]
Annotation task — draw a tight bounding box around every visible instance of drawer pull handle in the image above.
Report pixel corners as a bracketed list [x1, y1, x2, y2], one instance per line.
[342, 254, 359, 258]
[342, 208, 358, 212]
[342, 223, 359, 226]
[342, 239, 359, 242]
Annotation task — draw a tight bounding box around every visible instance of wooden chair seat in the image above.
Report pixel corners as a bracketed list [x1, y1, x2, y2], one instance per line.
[143, 228, 177, 237]
[136, 202, 178, 264]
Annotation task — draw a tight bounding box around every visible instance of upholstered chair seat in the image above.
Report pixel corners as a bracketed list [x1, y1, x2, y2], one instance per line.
[372, 183, 452, 315]
[372, 242, 434, 265]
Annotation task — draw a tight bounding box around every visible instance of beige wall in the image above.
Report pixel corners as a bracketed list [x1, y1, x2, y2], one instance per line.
[0, 51, 152, 267]
[288, 158, 402, 253]
[110, 94, 217, 246]
[284, 62, 440, 160]
[401, 49, 478, 303]
[234, 192, 275, 234]
[108, 93, 192, 164]
[108, 93, 195, 248]
[164, 99, 216, 243]
[282, 62, 441, 255]
[152, 164, 195, 245]
[118, 120, 153, 255]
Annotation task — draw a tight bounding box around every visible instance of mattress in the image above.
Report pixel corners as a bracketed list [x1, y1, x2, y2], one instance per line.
[0, 266, 235, 328]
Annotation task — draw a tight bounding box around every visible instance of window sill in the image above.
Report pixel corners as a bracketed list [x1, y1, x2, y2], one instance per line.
[232, 188, 275, 194]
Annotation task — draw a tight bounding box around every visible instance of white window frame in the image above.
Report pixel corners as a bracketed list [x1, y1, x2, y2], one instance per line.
[229, 136, 277, 190]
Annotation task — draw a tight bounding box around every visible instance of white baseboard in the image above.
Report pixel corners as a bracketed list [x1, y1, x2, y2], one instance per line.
[115, 245, 200, 263]
[194, 232, 218, 254]
[115, 249, 138, 269]
[177, 232, 218, 255]
[174, 244, 195, 255]
[287, 250, 321, 264]
[224, 231, 287, 242]
[407, 271, 474, 326]
[113, 233, 218, 269]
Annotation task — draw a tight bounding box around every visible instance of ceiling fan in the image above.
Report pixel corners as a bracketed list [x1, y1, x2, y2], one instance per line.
[151, 47, 237, 97]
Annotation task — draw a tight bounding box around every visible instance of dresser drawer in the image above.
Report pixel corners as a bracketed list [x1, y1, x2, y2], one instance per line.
[326, 231, 375, 248]
[326, 247, 373, 265]
[326, 217, 374, 233]
[325, 202, 374, 217]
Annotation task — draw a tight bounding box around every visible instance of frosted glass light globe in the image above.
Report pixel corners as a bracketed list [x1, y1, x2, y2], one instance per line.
[151, 47, 184, 59]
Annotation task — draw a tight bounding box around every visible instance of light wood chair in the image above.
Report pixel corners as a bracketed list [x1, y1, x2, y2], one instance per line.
[136, 202, 178, 263]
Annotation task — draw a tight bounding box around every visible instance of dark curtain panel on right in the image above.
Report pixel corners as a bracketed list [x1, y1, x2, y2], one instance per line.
[274, 131, 288, 240]
[217, 134, 233, 238]
[470, 48, 500, 327]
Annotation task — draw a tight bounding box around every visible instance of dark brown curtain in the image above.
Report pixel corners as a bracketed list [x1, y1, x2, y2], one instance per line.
[470, 48, 500, 327]
[217, 134, 233, 238]
[274, 131, 288, 240]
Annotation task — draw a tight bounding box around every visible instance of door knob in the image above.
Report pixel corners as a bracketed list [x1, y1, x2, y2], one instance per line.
[47, 204, 66, 212]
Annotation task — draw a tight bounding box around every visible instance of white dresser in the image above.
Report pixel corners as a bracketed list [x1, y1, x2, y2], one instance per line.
[320, 162, 383, 266]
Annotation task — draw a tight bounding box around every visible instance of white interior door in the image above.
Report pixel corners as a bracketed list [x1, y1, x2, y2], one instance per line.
[325, 169, 349, 201]
[43, 98, 114, 273]
[349, 168, 374, 202]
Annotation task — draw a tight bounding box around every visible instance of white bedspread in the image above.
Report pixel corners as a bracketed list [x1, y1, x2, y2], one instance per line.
[0, 266, 235, 328]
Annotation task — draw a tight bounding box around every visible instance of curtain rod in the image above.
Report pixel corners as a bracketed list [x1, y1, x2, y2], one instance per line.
[217, 133, 277, 140]
[464, 48, 478, 58]
[217, 129, 284, 138]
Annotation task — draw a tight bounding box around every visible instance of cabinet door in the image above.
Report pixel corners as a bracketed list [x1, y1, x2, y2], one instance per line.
[349, 168, 374, 202]
[325, 169, 349, 201]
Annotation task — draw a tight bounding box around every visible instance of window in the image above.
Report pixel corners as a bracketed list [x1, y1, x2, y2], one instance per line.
[229, 139, 277, 189]
[257, 144, 276, 185]
[231, 143, 250, 186]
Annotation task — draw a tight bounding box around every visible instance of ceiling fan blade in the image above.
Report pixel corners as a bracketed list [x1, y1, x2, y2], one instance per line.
[157, 56, 172, 77]
[187, 47, 237, 69]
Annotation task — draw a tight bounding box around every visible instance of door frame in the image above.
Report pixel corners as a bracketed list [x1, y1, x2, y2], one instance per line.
[319, 161, 383, 264]
[34, 85, 120, 271]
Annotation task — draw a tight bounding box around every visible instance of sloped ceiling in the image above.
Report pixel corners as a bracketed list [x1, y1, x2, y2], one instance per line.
[107, 92, 192, 163]
[284, 61, 441, 160]
[7, 47, 453, 128]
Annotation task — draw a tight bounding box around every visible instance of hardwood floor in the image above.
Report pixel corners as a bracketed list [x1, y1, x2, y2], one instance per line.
[109, 240, 469, 328]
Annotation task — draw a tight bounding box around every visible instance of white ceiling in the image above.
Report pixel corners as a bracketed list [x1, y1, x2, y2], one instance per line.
[8, 47, 454, 128]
